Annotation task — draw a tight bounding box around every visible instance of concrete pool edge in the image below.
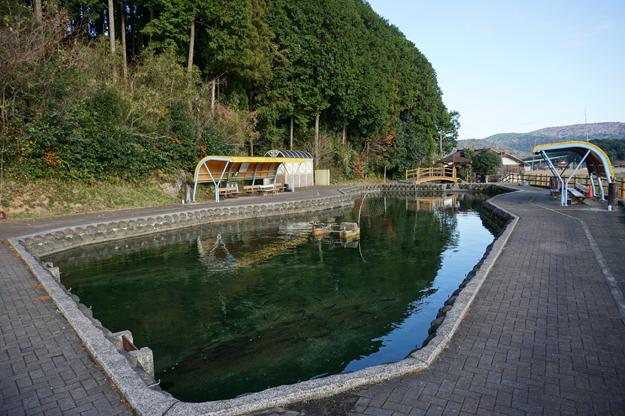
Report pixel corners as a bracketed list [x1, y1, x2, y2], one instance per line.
[8, 184, 519, 416]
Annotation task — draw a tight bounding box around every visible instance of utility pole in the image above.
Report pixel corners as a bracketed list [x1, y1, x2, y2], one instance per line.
[533, 137, 536, 171]
[439, 131, 443, 159]
[108, 0, 117, 82]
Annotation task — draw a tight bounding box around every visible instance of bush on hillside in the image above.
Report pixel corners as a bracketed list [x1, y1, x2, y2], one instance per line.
[0, 16, 249, 181]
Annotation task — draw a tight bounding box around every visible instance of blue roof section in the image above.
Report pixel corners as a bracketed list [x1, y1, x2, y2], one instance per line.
[265, 150, 313, 159]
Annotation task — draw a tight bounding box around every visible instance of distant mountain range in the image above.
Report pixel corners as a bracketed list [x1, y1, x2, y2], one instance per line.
[458, 122, 625, 159]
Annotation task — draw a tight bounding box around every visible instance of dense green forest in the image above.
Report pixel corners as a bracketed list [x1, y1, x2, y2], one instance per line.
[590, 139, 625, 164]
[0, 0, 458, 182]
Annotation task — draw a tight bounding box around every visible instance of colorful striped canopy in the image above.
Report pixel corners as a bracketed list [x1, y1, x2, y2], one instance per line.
[193, 156, 306, 202]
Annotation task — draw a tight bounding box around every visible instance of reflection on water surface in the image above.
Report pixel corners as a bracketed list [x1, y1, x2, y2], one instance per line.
[46, 192, 496, 402]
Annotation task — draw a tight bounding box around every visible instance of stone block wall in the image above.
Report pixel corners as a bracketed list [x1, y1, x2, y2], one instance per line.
[18, 195, 354, 258]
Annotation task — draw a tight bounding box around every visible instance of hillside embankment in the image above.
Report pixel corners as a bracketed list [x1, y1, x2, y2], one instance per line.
[0, 175, 385, 221]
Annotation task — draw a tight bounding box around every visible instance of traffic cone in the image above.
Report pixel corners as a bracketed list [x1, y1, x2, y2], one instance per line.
[588, 186, 593, 198]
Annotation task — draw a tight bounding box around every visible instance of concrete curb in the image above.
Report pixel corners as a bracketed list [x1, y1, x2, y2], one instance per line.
[8, 184, 519, 416]
[8, 237, 179, 416]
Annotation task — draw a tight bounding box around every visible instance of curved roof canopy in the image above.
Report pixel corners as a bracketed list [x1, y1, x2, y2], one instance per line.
[193, 156, 306, 202]
[264, 149, 313, 159]
[533, 141, 614, 180]
[533, 141, 613, 206]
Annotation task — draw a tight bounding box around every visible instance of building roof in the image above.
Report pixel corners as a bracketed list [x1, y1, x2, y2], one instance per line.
[265, 150, 313, 159]
[437, 154, 472, 164]
[453, 148, 530, 165]
[497, 152, 530, 166]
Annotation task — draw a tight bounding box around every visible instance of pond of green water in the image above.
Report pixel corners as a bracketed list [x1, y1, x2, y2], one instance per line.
[46, 192, 497, 402]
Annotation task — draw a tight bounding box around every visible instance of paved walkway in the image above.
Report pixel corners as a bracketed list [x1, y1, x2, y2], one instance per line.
[2, 186, 625, 415]
[287, 189, 625, 416]
[0, 242, 131, 416]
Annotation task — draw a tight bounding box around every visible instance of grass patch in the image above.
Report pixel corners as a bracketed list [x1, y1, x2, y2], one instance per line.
[0, 175, 216, 221]
[330, 172, 392, 186]
[0, 173, 387, 221]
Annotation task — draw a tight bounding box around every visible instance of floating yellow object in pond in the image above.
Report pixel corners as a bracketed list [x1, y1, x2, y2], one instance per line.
[312, 222, 360, 239]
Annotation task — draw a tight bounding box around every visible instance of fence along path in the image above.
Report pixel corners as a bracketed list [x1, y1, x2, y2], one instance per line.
[501, 173, 625, 199]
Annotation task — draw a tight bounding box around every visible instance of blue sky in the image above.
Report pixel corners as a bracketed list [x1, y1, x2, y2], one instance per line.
[366, 0, 625, 140]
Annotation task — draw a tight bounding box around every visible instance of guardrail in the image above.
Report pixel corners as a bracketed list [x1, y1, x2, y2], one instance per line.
[500, 173, 625, 198]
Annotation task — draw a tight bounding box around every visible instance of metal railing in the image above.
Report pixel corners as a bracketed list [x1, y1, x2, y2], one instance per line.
[500, 173, 625, 199]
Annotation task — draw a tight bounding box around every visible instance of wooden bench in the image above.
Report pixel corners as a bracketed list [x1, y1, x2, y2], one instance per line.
[575, 182, 590, 196]
[218, 186, 240, 198]
[567, 188, 585, 203]
[243, 185, 262, 195]
[549, 188, 561, 199]
[569, 182, 593, 204]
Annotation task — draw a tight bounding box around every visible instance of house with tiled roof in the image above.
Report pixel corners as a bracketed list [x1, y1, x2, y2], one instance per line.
[447, 148, 530, 178]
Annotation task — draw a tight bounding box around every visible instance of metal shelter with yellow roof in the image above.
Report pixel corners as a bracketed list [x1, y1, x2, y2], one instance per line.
[533, 141, 614, 206]
[192, 155, 306, 202]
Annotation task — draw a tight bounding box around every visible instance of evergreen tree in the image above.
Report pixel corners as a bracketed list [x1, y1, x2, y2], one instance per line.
[472, 150, 502, 177]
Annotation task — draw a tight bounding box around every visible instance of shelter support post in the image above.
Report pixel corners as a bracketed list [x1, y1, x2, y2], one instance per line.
[226, 163, 237, 188]
[215, 163, 230, 203]
[564, 150, 591, 205]
[291, 162, 302, 192]
[540, 150, 567, 206]
[596, 174, 605, 200]
[252, 164, 261, 185]
[193, 160, 230, 203]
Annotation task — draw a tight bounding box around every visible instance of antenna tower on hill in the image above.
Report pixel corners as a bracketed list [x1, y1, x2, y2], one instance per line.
[585, 109, 589, 142]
